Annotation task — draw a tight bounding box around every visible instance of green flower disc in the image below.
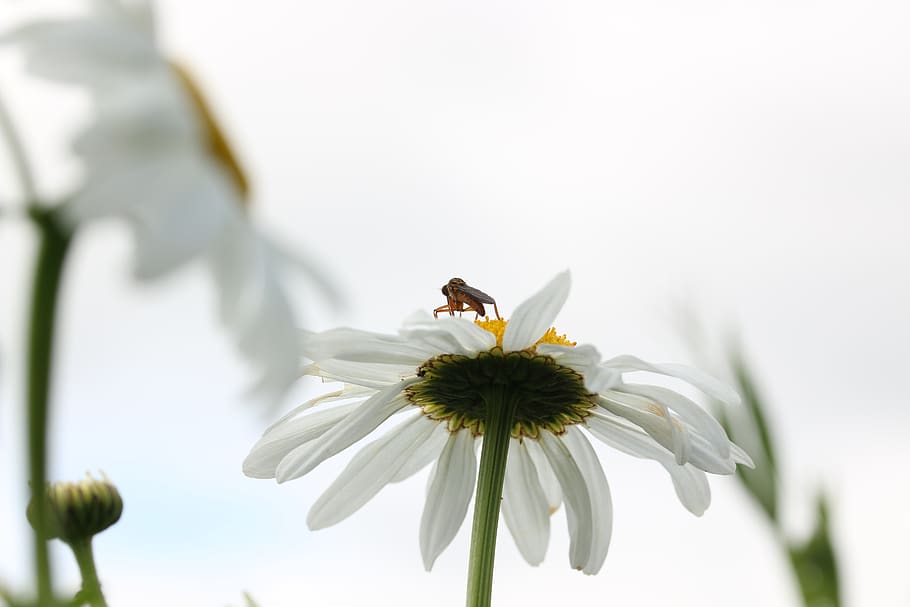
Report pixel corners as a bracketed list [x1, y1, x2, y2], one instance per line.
[406, 347, 596, 438]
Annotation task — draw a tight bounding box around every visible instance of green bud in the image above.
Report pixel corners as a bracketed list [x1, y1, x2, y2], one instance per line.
[28, 473, 123, 544]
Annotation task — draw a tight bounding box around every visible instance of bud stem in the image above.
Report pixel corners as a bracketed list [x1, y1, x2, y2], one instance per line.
[465, 387, 518, 607]
[26, 210, 71, 603]
[69, 539, 108, 607]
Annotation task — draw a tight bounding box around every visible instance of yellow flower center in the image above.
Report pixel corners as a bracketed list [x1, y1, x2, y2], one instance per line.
[475, 318, 577, 349]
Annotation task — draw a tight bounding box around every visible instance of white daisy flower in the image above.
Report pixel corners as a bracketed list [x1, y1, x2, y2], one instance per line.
[3, 0, 324, 398]
[245, 271, 753, 575]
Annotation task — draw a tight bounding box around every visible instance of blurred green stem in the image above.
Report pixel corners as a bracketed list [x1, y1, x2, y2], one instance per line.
[27, 211, 72, 603]
[465, 388, 518, 607]
[69, 540, 107, 607]
[3, 86, 74, 605]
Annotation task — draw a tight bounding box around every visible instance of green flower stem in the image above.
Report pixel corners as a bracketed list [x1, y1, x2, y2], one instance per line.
[465, 388, 519, 607]
[26, 211, 72, 603]
[68, 540, 107, 607]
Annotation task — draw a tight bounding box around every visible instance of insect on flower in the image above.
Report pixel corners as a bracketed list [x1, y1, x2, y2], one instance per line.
[434, 277, 501, 320]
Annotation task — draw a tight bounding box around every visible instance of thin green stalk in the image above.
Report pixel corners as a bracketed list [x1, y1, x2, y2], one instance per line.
[1, 85, 73, 605]
[465, 388, 518, 607]
[26, 210, 72, 603]
[69, 540, 108, 607]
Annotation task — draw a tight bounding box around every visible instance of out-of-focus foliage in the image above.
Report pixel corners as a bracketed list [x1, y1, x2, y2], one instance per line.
[0, 586, 69, 607]
[788, 495, 841, 607]
[231, 592, 261, 607]
[715, 345, 842, 607]
[681, 309, 842, 607]
[724, 352, 779, 521]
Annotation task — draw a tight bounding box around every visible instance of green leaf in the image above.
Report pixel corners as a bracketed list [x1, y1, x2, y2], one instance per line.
[724, 349, 780, 522]
[229, 592, 261, 607]
[730, 350, 778, 474]
[788, 494, 842, 607]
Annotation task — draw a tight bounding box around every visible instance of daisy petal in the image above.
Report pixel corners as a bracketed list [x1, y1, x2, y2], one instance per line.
[539, 431, 593, 571]
[265, 385, 373, 432]
[731, 442, 756, 468]
[243, 402, 360, 479]
[535, 343, 600, 366]
[304, 360, 417, 389]
[307, 414, 439, 529]
[669, 465, 711, 516]
[620, 383, 731, 460]
[502, 439, 550, 566]
[420, 429, 477, 571]
[503, 271, 571, 351]
[275, 381, 415, 482]
[596, 394, 737, 474]
[301, 328, 434, 365]
[603, 355, 741, 405]
[397, 328, 465, 358]
[537, 343, 621, 392]
[560, 427, 612, 574]
[401, 316, 497, 356]
[686, 433, 737, 474]
[524, 439, 562, 511]
[391, 422, 450, 482]
[585, 412, 711, 515]
[599, 389, 690, 465]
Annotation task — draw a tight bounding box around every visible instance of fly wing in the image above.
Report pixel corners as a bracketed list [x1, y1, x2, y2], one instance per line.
[456, 284, 496, 304]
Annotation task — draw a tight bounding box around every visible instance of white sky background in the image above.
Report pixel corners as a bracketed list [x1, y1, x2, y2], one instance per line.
[1, 0, 909, 605]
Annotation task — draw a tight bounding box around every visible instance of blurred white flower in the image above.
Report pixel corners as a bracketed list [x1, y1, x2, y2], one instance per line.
[3, 0, 326, 399]
[245, 272, 752, 573]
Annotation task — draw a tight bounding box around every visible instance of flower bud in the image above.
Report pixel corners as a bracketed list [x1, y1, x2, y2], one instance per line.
[28, 473, 123, 544]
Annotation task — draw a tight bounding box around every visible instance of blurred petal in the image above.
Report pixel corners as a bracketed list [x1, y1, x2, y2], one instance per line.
[207, 215, 302, 399]
[1, 16, 157, 84]
[73, 74, 198, 154]
[63, 153, 232, 278]
[7, 1, 315, 406]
